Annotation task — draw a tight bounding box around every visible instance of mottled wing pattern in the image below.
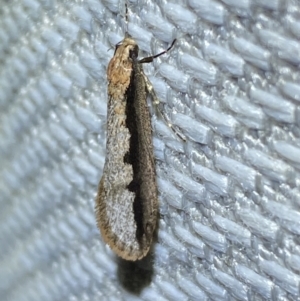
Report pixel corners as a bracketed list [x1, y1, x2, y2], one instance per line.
[95, 37, 158, 261]
[96, 93, 141, 260]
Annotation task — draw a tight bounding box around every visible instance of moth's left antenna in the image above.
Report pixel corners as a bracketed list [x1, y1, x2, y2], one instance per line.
[125, 1, 129, 37]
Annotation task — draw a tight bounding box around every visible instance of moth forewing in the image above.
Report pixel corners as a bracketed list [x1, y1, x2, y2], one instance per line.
[95, 37, 159, 261]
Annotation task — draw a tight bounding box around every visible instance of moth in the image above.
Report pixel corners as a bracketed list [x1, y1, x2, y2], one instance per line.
[95, 6, 176, 261]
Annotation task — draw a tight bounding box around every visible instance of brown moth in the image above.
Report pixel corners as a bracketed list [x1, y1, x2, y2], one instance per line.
[95, 6, 176, 261]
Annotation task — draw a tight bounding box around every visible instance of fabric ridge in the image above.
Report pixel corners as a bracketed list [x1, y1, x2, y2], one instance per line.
[0, 0, 300, 300]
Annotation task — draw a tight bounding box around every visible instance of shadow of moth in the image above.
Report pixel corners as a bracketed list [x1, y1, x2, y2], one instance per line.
[95, 7, 176, 261]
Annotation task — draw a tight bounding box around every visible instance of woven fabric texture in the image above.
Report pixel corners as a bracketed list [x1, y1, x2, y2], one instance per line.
[1, 0, 300, 300]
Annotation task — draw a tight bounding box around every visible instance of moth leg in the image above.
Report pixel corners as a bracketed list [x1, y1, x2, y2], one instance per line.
[142, 72, 186, 141]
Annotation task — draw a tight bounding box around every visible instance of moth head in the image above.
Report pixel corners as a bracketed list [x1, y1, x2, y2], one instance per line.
[114, 37, 139, 61]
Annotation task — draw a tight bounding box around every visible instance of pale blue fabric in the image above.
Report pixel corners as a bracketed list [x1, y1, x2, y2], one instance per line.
[1, 1, 300, 300]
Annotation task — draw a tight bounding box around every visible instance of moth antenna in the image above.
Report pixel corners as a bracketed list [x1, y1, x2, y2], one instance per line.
[138, 39, 177, 64]
[125, 1, 129, 38]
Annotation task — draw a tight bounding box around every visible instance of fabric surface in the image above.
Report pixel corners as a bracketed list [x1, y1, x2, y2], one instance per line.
[1, 0, 300, 300]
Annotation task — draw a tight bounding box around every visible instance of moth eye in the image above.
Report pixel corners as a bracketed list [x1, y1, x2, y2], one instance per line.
[129, 45, 139, 60]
